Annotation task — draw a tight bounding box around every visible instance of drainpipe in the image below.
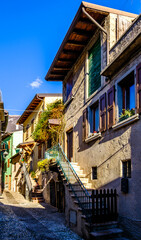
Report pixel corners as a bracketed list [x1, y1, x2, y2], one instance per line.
[82, 7, 109, 64]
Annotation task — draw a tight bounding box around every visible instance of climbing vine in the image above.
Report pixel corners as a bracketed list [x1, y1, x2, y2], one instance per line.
[32, 100, 64, 145]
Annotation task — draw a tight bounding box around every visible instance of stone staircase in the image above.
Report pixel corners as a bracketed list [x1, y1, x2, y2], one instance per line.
[58, 161, 125, 239]
[30, 177, 44, 203]
[46, 144, 125, 239]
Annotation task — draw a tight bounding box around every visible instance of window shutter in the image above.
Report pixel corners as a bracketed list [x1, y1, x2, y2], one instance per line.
[82, 108, 88, 141]
[100, 93, 106, 132]
[136, 63, 141, 113]
[107, 86, 115, 129]
[8, 141, 10, 150]
[88, 37, 101, 97]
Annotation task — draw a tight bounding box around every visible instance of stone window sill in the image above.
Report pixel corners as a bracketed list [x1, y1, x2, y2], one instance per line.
[64, 95, 74, 107]
[112, 114, 139, 131]
[85, 132, 102, 143]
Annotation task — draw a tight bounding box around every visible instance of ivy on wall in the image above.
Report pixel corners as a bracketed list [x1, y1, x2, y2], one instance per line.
[32, 100, 64, 145]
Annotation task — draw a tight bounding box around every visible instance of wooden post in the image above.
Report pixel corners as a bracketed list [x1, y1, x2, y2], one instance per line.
[114, 189, 117, 220]
[96, 190, 98, 222]
[104, 189, 106, 222]
[107, 189, 110, 221]
[92, 190, 95, 223]
[100, 189, 102, 222]
[111, 189, 114, 219]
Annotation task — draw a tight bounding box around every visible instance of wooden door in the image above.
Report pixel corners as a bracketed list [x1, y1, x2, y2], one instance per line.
[9, 175, 11, 190]
[67, 130, 73, 162]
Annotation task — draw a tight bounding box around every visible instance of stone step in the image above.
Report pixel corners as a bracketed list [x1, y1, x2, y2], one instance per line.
[91, 221, 118, 231]
[90, 228, 123, 239]
[70, 162, 78, 165]
[32, 197, 44, 203]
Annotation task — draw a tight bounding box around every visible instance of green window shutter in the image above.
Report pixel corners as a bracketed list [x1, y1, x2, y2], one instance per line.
[88, 37, 101, 97]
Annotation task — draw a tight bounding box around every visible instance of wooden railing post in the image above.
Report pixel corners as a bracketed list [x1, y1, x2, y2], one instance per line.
[92, 190, 94, 223]
[111, 189, 113, 219]
[114, 189, 117, 219]
[100, 189, 102, 222]
[103, 189, 106, 222]
[96, 190, 98, 222]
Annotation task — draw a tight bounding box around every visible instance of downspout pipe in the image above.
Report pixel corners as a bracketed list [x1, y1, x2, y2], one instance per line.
[82, 7, 109, 64]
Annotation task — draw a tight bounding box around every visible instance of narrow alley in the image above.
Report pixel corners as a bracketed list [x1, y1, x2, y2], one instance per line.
[0, 190, 83, 240]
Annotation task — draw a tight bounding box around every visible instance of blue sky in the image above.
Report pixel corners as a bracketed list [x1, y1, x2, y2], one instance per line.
[0, 0, 140, 115]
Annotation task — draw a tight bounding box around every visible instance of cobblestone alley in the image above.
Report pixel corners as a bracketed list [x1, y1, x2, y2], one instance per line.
[0, 190, 83, 240]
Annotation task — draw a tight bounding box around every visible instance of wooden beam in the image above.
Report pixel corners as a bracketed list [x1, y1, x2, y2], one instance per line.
[78, 17, 95, 26]
[72, 29, 93, 36]
[62, 49, 81, 55]
[53, 67, 71, 71]
[49, 74, 65, 77]
[47, 78, 64, 81]
[58, 58, 75, 63]
[66, 41, 85, 47]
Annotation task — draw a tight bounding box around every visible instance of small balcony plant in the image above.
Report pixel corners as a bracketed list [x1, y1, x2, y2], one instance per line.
[119, 108, 135, 122]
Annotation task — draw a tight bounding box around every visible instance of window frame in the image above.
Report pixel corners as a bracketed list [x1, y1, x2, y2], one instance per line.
[25, 124, 29, 139]
[116, 67, 136, 123]
[122, 160, 131, 178]
[88, 101, 99, 136]
[92, 166, 97, 180]
[31, 119, 35, 133]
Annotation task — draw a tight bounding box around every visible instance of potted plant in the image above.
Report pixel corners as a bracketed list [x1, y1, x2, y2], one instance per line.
[119, 108, 135, 122]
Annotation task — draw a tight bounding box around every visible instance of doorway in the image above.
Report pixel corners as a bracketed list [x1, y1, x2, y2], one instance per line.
[67, 129, 73, 162]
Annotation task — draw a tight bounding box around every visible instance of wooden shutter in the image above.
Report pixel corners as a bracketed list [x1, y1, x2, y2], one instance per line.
[107, 86, 115, 129]
[82, 108, 88, 141]
[100, 93, 106, 132]
[8, 141, 10, 150]
[88, 37, 101, 97]
[136, 63, 141, 113]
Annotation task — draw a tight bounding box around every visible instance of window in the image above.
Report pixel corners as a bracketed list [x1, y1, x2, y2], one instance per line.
[64, 74, 73, 102]
[88, 37, 101, 97]
[92, 167, 97, 179]
[38, 144, 42, 159]
[31, 119, 35, 133]
[122, 160, 131, 178]
[89, 103, 99, 134]
[118, 72, 135, 119]
[38, 111, 42, 121]
[26, 124, 29, 139]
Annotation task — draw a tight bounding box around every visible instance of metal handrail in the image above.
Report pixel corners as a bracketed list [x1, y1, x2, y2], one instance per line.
[58, 143, 90, 197]
[46, 143, 91, 219]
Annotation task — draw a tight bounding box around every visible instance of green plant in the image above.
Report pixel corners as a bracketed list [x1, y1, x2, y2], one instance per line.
[37, 158, 52, 172]
[30, 171, 36, 179]
[119, 108, 135, 122]
[32, 100, 64, 144]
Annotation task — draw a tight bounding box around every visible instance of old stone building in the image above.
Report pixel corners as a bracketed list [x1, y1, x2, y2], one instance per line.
[45, 2, 141, 239]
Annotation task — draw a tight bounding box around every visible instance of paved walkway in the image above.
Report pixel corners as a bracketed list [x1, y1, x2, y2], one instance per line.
[0, 190, 83, 240]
